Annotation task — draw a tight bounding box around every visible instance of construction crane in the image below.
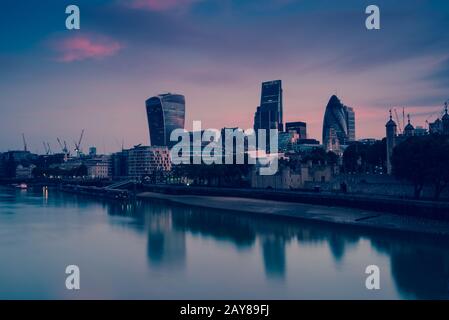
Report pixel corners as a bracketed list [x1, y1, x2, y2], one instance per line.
[424, 100, 449, 129]
[22, 134, 28, 152]
[57, 138, 64, 153]
[42, 142, 52, 155]
[402, 107, 405, 132]
[57, 138, 70, 156]
[393, 108, 403, 134]
[43, 142, 50, 155]
[74, 129, 85, 157]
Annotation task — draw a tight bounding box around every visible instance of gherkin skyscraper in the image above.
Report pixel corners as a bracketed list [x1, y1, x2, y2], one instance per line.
[322, 95, 355, 152]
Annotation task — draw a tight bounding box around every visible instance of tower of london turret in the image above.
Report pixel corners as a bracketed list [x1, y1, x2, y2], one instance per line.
[386, 110, 397, 175]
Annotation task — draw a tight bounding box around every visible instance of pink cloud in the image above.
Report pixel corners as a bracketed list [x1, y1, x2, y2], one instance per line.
[55, 35, 123, 62]
[128, 0, 201, 11]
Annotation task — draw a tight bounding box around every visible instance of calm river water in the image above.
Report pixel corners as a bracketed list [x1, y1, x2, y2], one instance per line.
[1, 186, 448, 299]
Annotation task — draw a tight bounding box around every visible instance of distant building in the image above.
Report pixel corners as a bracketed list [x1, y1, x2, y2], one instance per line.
[250, 160, 337, 190]
[429, 118, 442, 135]
[291, 139, 322, 153]
[322, 95, 356, 153]
[385, 111, 398, 175]
[3, 150, 34, 162]
[358, 139, 378, 145]
[220, 127, 251, 160]
[251, 166, 302, 190]
[126, 145, 171, 180]
[15, 164, 36, 179]
[85, 155, 111, 179]
[0, 151, 36, 178]
[88, 147, 97, 157]
[443, 104, 449, 135]
[403, 114, 415, 137]
[286, 122, 307, 139]
[385, 104, 449, 175]
[346, 107, 356, 141]
[111, 150, 128, 180]
[429, 102, 449, 135]
[414, 126, 427, 136]
[297, 139, 320, 145]
[254, 80, 283, 132]
[278, 132, 299, 153]
[146, 93, 186, 148]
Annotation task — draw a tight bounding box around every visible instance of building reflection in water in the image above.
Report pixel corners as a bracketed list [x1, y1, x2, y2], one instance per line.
[101, 196, 449, 299]
[370, 238, 449, 299]
[261, 236, 286, 279]
[106, 200, 187, 269]
[146, 207, 186, 269]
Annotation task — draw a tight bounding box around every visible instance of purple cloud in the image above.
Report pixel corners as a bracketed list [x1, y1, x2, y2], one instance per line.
[54, 34, 123, 62]
[127, 0, 201, 11]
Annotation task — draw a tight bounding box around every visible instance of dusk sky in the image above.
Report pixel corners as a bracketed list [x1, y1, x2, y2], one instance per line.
[1, 0, 449, 153]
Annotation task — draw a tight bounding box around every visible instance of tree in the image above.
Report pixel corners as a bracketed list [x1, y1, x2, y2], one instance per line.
[425, 136, 449, 200]
[302, 148, 337, 165]
[343, 140, 386, 174]
[365, 139, 386, 173]
[343, 143, 366, 173]
[172, 163, 251, 187]
[392, 135, 449, 200]
[326, 151, 339, 165]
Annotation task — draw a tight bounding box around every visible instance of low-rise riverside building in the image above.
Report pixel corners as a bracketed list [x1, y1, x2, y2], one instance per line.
[111, 145, 171, 180]
[15, 164, 36, 179]
[250, 160, 338, 190]
[85, 155, 112, 179]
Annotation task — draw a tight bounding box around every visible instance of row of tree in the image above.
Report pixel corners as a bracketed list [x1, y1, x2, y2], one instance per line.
[342, 136, 449, 200]
[170, 148, 339, 187]
[342, 140, 386, 174]
[171, 163, 252, 187]
[392, 135, 449, 200]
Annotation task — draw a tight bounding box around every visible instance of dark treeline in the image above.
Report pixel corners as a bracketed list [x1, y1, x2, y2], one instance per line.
[342, 140, 386, 174]
[392, 135, 449, 200]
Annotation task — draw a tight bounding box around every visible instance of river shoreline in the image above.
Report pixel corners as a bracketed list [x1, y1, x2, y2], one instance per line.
[140, 185, 449, 220]
[137, 191, 449, 237]
[6, 181, 449, 236]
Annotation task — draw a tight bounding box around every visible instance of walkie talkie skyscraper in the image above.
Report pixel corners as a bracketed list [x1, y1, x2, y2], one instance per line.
[146, 93, 186, 148]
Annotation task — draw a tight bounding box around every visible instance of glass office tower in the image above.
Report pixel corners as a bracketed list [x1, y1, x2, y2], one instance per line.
[322, 95, 356, 152]
[254, 80, 283, 132]
[286, 121, 307, 139]
[146, 93, 186, 147]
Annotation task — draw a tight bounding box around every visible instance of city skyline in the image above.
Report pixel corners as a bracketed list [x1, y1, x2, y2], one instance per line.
[1, 1, 449, 153]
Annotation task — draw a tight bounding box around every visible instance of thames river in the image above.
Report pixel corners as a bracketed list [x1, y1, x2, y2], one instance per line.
[0, 186, 448, 299]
